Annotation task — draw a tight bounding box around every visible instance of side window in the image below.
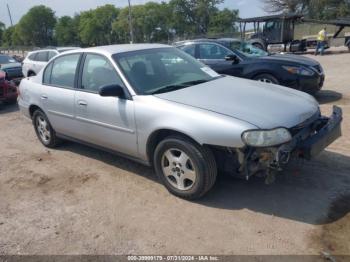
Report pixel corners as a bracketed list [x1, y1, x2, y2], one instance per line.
[81, 54, 124, 93]
[199, 44, 231, 60]
[179, 44, 196, 57]
[48, 51, 57, 61]
[49, 54, 80, 88]
[36, 51, 48, 62]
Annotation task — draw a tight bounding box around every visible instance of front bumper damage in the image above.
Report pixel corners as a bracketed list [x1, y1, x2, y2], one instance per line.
[237, 106, 343, 183]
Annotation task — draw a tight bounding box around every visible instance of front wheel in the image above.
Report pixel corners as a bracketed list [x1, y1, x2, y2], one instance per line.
[154, 136, 217, 200]
[32, 110, 60, 148]
[253, 74, 279, 85]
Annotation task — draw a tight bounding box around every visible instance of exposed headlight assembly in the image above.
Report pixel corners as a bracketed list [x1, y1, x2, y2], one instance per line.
[242, 128, 292, 147]
[282, 65, 314, 76]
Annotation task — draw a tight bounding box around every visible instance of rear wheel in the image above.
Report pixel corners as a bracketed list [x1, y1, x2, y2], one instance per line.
[253, 74, 279, 85]
[32, 110, 60, 148]
[28, 71, 36, 77]
[154, 136, 217, 200]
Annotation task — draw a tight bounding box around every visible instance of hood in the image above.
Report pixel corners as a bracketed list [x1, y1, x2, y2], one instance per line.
[155, 76, 319, 129]
[0, 62, 22, 69]
[258, 53, 319, 67]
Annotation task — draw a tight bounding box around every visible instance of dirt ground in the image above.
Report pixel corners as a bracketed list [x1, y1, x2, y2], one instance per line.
[0, 47, 350, 256]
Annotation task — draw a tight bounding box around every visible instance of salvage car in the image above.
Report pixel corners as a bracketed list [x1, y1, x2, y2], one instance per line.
[0, 54, 23, 81]
[0, 70, 18, 104]
[18, 44, 342, 199]
[176, 38, 325, 94]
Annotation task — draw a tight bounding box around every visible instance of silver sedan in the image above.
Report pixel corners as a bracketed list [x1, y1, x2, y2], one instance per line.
[18, 44, 342, 199]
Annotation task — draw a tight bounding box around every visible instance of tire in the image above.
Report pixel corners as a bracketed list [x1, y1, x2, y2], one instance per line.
[154, 136, 217, 200]
[32, 110, 60, 148]
[28, 71, 36, 77]
[253, 74, 279, 85]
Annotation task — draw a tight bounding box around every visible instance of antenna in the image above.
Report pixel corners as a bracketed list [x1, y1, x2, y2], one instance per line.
[7, 4, 13, 26]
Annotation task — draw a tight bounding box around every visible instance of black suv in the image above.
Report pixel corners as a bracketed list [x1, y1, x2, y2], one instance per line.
[175, 38, 325, 94]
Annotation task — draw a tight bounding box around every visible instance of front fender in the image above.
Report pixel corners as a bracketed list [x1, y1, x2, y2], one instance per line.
[134, 96, 257, 161]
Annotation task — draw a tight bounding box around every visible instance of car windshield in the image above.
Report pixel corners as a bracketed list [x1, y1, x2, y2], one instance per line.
[113, 47, 221, 95]
[0, 55, 17, 64]
[229, 41, 268, 57]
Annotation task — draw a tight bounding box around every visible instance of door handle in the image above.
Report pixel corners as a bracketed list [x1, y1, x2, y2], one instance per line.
[41, 95, 48, 100]
[78, 100, 88, 106]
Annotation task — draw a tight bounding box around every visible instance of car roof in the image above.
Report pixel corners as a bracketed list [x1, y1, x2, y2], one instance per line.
[175, 38, 241, 45]
[29, 47, 80, 54]
[81, 44, 170, 56]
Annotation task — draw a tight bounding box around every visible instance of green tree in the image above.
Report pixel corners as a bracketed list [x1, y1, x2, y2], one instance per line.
[1, 26, 15, 47]
[0, 21, 5, 45]
[16, 5, 56, 46]
[55, 15, 80, 46]
[113, 2, 172, 43]
[208, 8, 239, 36]
[169, 0, 225, 37]
[262, 0, 350, 19]
[79, 5, 118, 46]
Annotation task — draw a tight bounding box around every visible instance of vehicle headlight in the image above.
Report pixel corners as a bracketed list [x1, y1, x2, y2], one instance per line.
[242, 128, 292, 147]
[282, 65, 314, 76]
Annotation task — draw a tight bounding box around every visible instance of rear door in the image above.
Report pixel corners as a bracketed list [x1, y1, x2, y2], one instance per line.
[74, 53, 138, 157]
[34, 51, 50, 74]
[41, 53, 82, 138]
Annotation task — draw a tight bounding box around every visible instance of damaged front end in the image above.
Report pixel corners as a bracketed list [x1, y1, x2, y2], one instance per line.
[222, 106, 343, 183]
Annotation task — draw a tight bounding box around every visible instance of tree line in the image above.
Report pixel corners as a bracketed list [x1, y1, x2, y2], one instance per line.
[263, 0, 350, 20]
[0, 0, 239, 48]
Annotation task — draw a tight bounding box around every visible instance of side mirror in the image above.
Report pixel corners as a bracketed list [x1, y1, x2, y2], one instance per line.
[99, 84, 124, 98]
[225, 54, 240, 64]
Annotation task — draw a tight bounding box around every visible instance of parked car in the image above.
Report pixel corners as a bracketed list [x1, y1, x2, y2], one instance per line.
[0, 54, 23, 81]
[22, 47, 80, 77]
[0, 70, 18, 104]
[175, 38, 325, 94]
[18, 44, 342, 199]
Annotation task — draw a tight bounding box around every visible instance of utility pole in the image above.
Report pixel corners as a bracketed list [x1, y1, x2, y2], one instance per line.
[127, 0, 134, 44]
[7, 4, 13, 26]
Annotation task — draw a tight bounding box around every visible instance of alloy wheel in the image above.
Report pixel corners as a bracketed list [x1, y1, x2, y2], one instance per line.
[161, 148, 197, 191]
[36, 116, 51, 143]
[257, 78, 273, 83]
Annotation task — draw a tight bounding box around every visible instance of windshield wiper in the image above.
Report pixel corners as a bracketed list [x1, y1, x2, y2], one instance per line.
[180, 79, 209, 86]
[151, 84, 188, 94]
[151, 79, 211, 95]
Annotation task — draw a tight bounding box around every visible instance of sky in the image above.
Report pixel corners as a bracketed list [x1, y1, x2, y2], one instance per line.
[0, 0, 267, 27]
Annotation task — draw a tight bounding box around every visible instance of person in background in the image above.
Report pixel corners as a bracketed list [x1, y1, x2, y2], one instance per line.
[315, 27, 327, 56]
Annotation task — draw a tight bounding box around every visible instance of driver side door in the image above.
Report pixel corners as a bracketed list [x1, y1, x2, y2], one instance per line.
[197, 43, 243, 77]
[74, 53, 138, 157]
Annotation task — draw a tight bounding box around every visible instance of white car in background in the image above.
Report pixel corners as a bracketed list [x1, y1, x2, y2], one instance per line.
[22, 47, 79, 77]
